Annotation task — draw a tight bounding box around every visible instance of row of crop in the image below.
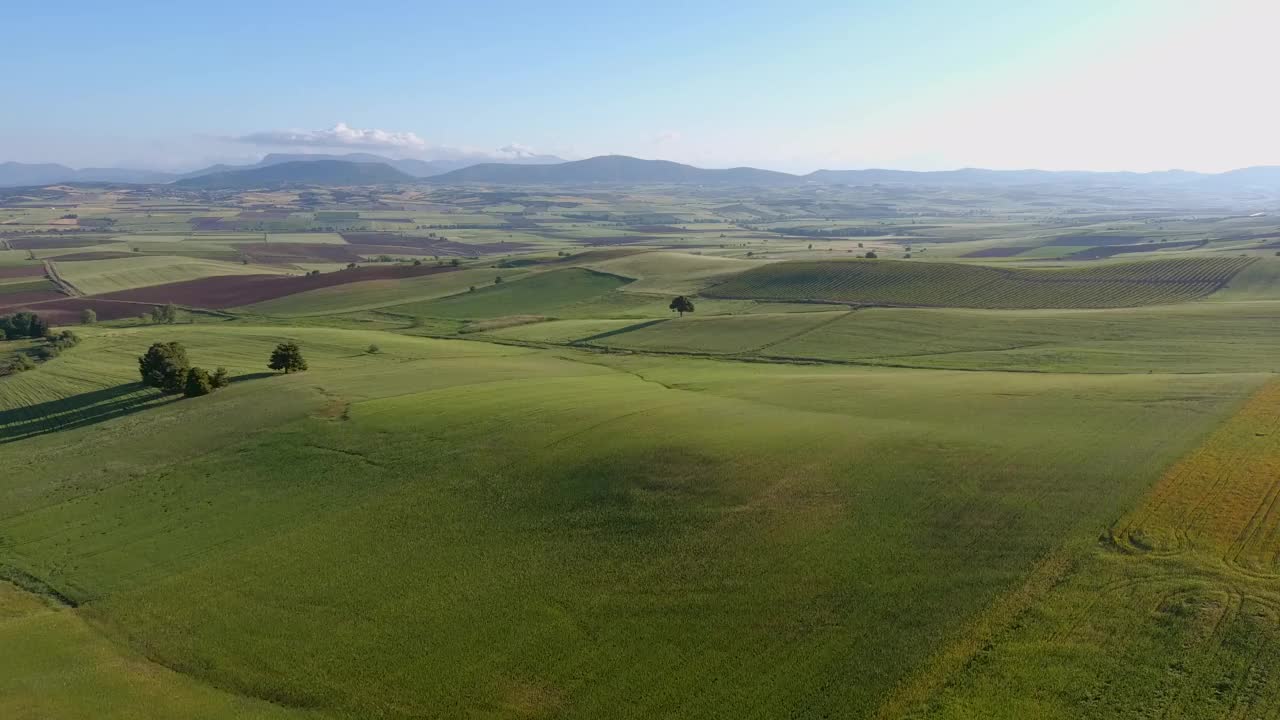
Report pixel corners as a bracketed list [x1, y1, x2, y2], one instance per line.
[708, 257, 1254, 309]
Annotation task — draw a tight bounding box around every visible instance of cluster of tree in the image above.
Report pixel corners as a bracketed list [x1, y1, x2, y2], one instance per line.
[138, 341, 230, 397]
[147, 303, 180, 324]
[139, 340, 307, 398]
[0, 311, 49, 340]
[0, 319, 79, 376]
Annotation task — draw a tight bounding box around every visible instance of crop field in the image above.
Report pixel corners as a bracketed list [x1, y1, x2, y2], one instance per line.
[53, 255, 291, 295]
[706, 257, 1256, 308]
[477, 318, 654, 344]
[908, 380, 1280, 719]
[592, 310, 849, 354]
[391, 267, 630, 319]
[574, 250, 760, 294]
[0, 323, 1262, 719]
[3, 181, 1280, 719]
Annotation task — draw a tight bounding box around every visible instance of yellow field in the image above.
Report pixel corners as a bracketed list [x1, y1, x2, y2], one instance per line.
[900, 379, 1280, 719]
[1116, 380, 1280, 569]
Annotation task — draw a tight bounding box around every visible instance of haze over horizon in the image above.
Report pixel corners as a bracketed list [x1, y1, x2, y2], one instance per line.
[5, 0, 1277, 174]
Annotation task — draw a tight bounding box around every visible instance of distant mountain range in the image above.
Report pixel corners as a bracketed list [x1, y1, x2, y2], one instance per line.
[0, 150, 564, 187]
[2, 153, 1279, 190]
[425, 155, 800, 185]
[173, 160, 416, 189]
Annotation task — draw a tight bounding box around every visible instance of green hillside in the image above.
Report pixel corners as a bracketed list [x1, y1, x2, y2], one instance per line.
[0, 324, 1261, 719]
[706, 257, 1255, 308]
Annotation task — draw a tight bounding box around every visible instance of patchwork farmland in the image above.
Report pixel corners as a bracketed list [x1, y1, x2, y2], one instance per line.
[1, 179, 1279, 720]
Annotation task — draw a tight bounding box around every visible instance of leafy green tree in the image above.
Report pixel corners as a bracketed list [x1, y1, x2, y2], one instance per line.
[268, 341, 308, 374]
[210, 366, 230, 389]
[80, 308, 97, 325]
[865, 250, 878, 259]
[150, 303, 179, 324]
[366, 344, 380, 354]
[183, 367, 213, 397]
[138, 341, 190, 393]
[1, 311, 48, 339]
[669, 296, 695, 317]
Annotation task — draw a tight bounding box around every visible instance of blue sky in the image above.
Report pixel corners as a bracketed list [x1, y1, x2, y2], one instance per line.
[4, 0, 1275, 172]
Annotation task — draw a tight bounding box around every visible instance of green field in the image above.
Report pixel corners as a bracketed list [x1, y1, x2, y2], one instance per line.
[238, 267, 529, 316]
[4, 182, 1280, 719]
[0, 324, 1265, 719]
[389, 267, 631, 319]
[54, 255, 290, 295]
[707, 257, 1256, 308]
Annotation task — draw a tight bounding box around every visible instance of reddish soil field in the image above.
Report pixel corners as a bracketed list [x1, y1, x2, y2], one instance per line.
[7, 236, 117, 249]
[0, 298, 152, 325]
[45, 251, 137, 261]
[190, 217, 232, 231]
[236, 243, 362, 264]
[0, 265, 46, 279]
[0, 290, 67, 311]
[91, 264, 459, 309]
[961, 246, 1037, 258]
[1066, 239, 1206, 260]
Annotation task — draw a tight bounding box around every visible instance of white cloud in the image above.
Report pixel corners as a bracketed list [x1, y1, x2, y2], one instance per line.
[233, 122, 427, 151]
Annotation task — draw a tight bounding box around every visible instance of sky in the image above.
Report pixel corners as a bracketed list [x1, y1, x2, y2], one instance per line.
[3, 0, 1277, 173]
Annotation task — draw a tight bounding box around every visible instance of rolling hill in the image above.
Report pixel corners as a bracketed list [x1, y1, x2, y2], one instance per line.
[173, 160, 415, 189]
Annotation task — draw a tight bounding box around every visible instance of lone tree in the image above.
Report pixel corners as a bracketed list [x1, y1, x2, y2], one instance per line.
[669, 296, 695, 317]
[80, 308, 97, 325]
[268, 341, 308, 374]
[138, 341, 190, 393]
[183, 367, 213, 397]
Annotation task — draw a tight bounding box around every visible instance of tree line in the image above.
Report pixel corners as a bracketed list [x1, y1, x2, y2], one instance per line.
[0, 311, 80, 376]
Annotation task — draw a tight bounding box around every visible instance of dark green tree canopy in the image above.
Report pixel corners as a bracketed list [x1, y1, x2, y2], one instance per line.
[268, 341, 308, 374]
[0, 311, 49, 340]
[183, 367, 213, 398]
[138, 341, 190, 393]
[210, 367, 230, 389]
[669, 296, 695, 317]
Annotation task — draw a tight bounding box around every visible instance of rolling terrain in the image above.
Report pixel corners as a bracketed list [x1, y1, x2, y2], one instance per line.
[1, 181, 1279, 718]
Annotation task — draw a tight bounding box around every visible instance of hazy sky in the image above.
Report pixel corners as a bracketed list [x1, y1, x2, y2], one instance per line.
[4, 0, 1276, 172]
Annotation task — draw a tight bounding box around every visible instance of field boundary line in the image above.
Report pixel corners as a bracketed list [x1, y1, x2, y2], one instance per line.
[43, 259, 81, 296]
[872, 550, 1075, 719]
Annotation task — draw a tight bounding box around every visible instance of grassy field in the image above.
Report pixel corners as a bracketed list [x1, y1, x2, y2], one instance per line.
[4, 182, 1280, 719]
[0, 324, 1262, 719]
[908, 380, 1280, 719]
[592, 310, 848, 354]
[54, 255, 290, 295]
[707, 257, 1256, 308]
[575, 251, 760, 294]
[389, 267, 631, 319]
[237, 267, 529, 316]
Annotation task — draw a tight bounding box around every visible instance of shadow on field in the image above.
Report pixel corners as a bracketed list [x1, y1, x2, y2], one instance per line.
[0, 383, 174, 444]
[229, 371, 277, 384]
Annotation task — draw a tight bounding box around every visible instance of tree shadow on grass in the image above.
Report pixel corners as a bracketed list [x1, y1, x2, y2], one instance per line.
[0, 373, 278, 444]
[229, 371, 277, 384]
[0, 383, 176, 444]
